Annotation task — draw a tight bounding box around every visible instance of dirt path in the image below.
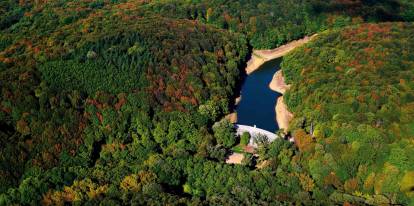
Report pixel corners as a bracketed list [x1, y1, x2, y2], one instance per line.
[245, 34, 318, 74]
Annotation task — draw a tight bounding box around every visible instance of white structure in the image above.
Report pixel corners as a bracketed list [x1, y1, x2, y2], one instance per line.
[235, 124, 279, 148]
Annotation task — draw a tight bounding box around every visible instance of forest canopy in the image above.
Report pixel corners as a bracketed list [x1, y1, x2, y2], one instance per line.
[282, 22, 414, 205]
[1, 0, 414, 205]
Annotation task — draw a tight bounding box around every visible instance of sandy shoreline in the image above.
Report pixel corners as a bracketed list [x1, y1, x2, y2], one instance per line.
[269, 69, 294, 132]
[275, 96, 293, 132]
[240, 34, 316, 131]
[269, 70, 291, 94]
[245, 34, 317, 75]
[263, 35, 317, 131]
[268, 68, 294, 131]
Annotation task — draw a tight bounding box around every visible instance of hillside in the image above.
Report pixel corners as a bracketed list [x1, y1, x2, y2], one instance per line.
[0, 0, 414, 205]
[282, 22, 414, 204]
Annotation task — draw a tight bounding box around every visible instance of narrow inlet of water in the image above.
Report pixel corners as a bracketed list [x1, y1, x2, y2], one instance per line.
[236, 58, 282, 132]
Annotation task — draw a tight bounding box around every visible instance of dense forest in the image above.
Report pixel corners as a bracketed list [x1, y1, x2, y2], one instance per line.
[282, 22, 414, 205]
[0, 0, 414, 205]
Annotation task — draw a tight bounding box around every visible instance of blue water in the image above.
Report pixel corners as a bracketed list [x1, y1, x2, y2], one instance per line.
[236, 58, 282, 132]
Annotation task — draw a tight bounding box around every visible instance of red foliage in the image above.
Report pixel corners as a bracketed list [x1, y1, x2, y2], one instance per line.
[86, 99, 103, 110]
[371, 91, 380, 101]
[363, 47, 374, 53]
[96, 112, 103, 123]
[115, 96, 127, 111]
[342, 23, 392, 43]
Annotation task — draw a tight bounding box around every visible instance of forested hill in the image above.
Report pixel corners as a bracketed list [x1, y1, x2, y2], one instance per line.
[142, 0, 414, 48]
[2, 0, 414, 50]
[281, 22, 414, 204]
[0, 0, 414, 205]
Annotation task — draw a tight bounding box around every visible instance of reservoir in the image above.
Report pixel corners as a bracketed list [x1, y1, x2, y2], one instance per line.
[236, 58, 282, 132]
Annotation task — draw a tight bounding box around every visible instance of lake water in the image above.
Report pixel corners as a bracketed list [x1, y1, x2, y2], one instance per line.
[236, 58, 282, 132]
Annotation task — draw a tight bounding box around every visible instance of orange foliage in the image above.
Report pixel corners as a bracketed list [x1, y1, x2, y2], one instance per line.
[351, 17, 363, 24]
[96, 112, 103, 124]
[16, 119, 30, 135]
[86, 99, 103, 110]
[54, 143, 62, 154]
[293, 129, 314, 152]
[1, 105, 11, 113]
[25, 139, 34, 151]
[371, 91, 380, 101]
[296, 173, 315, 192]
[335, 66, 344, 72]
[356, 95, 365, 103]
[115, 96, 127, 111]
[343, 202, 354, 206]
[224, 12, 232, 22]
[344, 178, 359, 192]
[324, 172, 342, 189]
[2, 57, 13, 64]
[315, 104, 322, 111]
[300, 67, 312, 76]
[364, 47, 375, 53]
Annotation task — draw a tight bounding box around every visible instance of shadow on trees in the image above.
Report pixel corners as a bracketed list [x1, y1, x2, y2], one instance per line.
[311, 0, 404, 21]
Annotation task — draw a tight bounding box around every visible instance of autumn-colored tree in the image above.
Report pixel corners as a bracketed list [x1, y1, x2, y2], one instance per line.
[293, 129, 314, 152]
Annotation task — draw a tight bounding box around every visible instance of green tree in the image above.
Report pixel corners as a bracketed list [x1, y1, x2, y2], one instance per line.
[240, 132, 250, 146]
[212, 119, 236, 148]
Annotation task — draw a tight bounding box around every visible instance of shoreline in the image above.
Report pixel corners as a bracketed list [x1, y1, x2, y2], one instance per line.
[269, 70, 291, 94]
[239, 34, 317, 132]
[263, 35, 317, 131]
[269, 70, 294, 132]
[225, 95, 242, 123]
[245, 34, 318, 75]
[275, 96, 293, 132]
